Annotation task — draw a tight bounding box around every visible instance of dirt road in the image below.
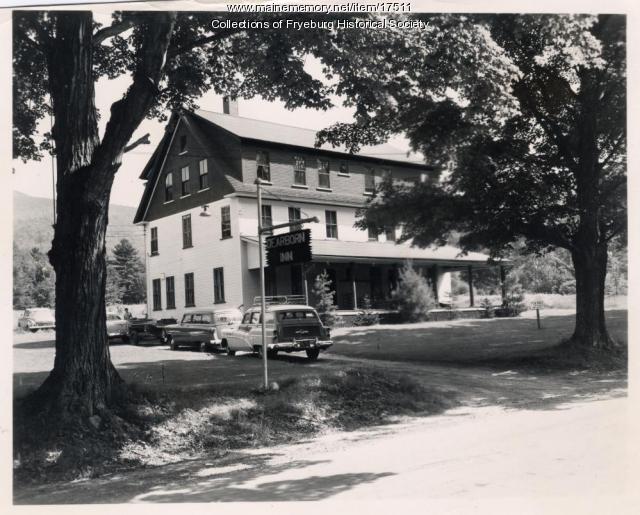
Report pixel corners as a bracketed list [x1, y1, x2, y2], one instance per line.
[14, 396, 638, 510]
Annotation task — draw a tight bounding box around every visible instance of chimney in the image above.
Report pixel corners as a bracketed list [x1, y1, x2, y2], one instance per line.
[223, 96, 238, 116]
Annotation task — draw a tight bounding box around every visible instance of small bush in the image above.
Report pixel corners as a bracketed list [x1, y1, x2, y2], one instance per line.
[353, 295, 380, 326]
[392, 261, 436, 322]
[480, 297, 495, 318]
[495, 276, 526, 317]
[312, 270, 342, 327]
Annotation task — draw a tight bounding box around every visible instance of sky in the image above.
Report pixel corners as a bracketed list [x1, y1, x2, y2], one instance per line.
[12, 53, 415, 208]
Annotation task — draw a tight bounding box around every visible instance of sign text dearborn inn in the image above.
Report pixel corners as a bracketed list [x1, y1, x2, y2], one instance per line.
[266, 229, 312, 267]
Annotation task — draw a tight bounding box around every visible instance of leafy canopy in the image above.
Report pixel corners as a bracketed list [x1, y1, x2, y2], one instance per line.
[315, 14, 626, 257]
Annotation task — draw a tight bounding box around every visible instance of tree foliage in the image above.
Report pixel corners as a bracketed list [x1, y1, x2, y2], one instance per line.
[317, 14, 625, 348]
[312, 270, 341, 327]
[13, 244, 55, 310]
[108, 239, 145, 305]
[392, 261, 436, 322]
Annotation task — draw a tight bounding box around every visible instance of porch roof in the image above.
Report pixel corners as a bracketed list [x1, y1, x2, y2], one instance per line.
[241, 235, 500, 270]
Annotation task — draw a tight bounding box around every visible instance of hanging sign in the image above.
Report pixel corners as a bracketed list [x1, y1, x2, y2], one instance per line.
[266, 229, 312, 266]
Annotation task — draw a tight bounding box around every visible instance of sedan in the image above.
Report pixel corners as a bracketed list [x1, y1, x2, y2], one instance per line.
[18, 308, 55, 332]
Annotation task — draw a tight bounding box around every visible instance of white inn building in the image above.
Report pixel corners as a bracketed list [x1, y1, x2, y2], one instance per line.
[133, 100, 497, 320]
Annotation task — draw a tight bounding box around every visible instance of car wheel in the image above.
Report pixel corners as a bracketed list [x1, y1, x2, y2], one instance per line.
[199, 341, 209, 353]
[226, 347, 236, 357]
[306, 349, 320, 361]
[121, 334, 130, 344]
[130, 331, 140, 346]
[29, 328, 39, 333]
[169, 336, 178, 351]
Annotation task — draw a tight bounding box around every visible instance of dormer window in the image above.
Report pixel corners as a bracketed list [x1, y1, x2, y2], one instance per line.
[318, 159, 331, 189]
[181, 166, 190, 196]
[198, 159, 209, 190]
[294, 156, 306, 185]
[364, 167, 376, 194]
[256, 151, 270, 182]
[164, 173, 173, 202]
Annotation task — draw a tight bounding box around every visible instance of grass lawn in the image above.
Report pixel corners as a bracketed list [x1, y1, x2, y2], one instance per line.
[330, 309, 628, 368]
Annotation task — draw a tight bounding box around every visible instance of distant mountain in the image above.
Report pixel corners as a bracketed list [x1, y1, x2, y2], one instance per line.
[13, 191, 145, 255]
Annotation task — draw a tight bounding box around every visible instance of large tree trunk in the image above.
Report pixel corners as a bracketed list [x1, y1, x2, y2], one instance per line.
[571, 243, 614, 349]
[29, 11, 176, 423]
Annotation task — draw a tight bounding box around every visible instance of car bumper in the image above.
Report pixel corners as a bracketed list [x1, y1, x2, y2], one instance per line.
[268, 340, 333, 352]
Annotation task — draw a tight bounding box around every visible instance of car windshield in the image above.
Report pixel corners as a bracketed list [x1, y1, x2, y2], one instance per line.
[276, 310, 319, 322]
[27, 309, 53, 321]
[215, 310, 243, 325]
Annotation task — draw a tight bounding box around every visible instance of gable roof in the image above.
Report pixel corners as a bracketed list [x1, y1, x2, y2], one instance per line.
[192, 109, 429, 168]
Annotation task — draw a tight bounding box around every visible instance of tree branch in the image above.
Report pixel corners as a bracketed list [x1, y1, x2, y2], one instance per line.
[93, 18, 137, 45]
[167, 28, 246, 59]
[599, 132, 625, 169]
[124, 133, 150, 153]
[92, 13, 177, 175]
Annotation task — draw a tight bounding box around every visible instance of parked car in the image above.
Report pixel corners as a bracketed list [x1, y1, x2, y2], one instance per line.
[18, 308, 55, 332]
[106, 313, 129, 343]
[128, 317, 177, 345]
[221, 303, 332, 360]
[164, 308, 243, 352]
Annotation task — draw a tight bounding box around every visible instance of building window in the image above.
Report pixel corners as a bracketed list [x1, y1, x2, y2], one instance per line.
[318, 159, 330, 189]
[152, 279, 162, 311]
[288, 207, 301, 232]
[365, 168, 376, 193]
[256, 151, 270, 182]
[184, 272, 195, 307]
[165, 276, 175, 309]
[261, 204, 273, 235]
[293, 156, 306, 185]
[368, 226, 378, 241]
[221, 205, 231, 239]
[164, 173, 173, 202]
[150, 227, 159, 255]
[385, 226, 396, 242]
[198, 159, 209, 190]
[179, 135, 187, 153]
[181, 166, 190, 196]
[339, 162, 349, 176]
[182, 214, 193, 248]
[213, 267, 225, 303]
[325, 210, 338, 239]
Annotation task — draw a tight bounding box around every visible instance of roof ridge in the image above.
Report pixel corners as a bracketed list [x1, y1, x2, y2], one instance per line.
[195, 108, 323, 134]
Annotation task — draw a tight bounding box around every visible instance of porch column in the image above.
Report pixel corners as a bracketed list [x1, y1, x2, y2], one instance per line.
[351, 264, 358, 309]
[303, 264, 309, 304]
[431, 265, 440, 304]
[467, 265, 474, 307]
[500, 265, 506, 304]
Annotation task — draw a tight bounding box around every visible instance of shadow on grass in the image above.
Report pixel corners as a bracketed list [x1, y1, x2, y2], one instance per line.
[14, 451, 395, 504]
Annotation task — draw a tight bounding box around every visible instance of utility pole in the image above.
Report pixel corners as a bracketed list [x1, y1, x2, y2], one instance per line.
[255, 178, 318, 390]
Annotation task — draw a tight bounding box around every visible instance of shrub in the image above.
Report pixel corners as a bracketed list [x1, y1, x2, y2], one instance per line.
[495, 276, 526, 317]
[392, 261, 436, 322]
[353, 295, 380, 326]
[312, 270, 342, 327]
[480, 297, 495, 318]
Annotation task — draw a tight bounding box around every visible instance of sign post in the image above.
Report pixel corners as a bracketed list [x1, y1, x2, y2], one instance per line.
[531, 300, 543, 329]
[255, 179, 317, 389]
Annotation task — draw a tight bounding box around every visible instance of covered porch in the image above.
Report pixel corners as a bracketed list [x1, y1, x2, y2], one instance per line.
[242, 235, 507, 312]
